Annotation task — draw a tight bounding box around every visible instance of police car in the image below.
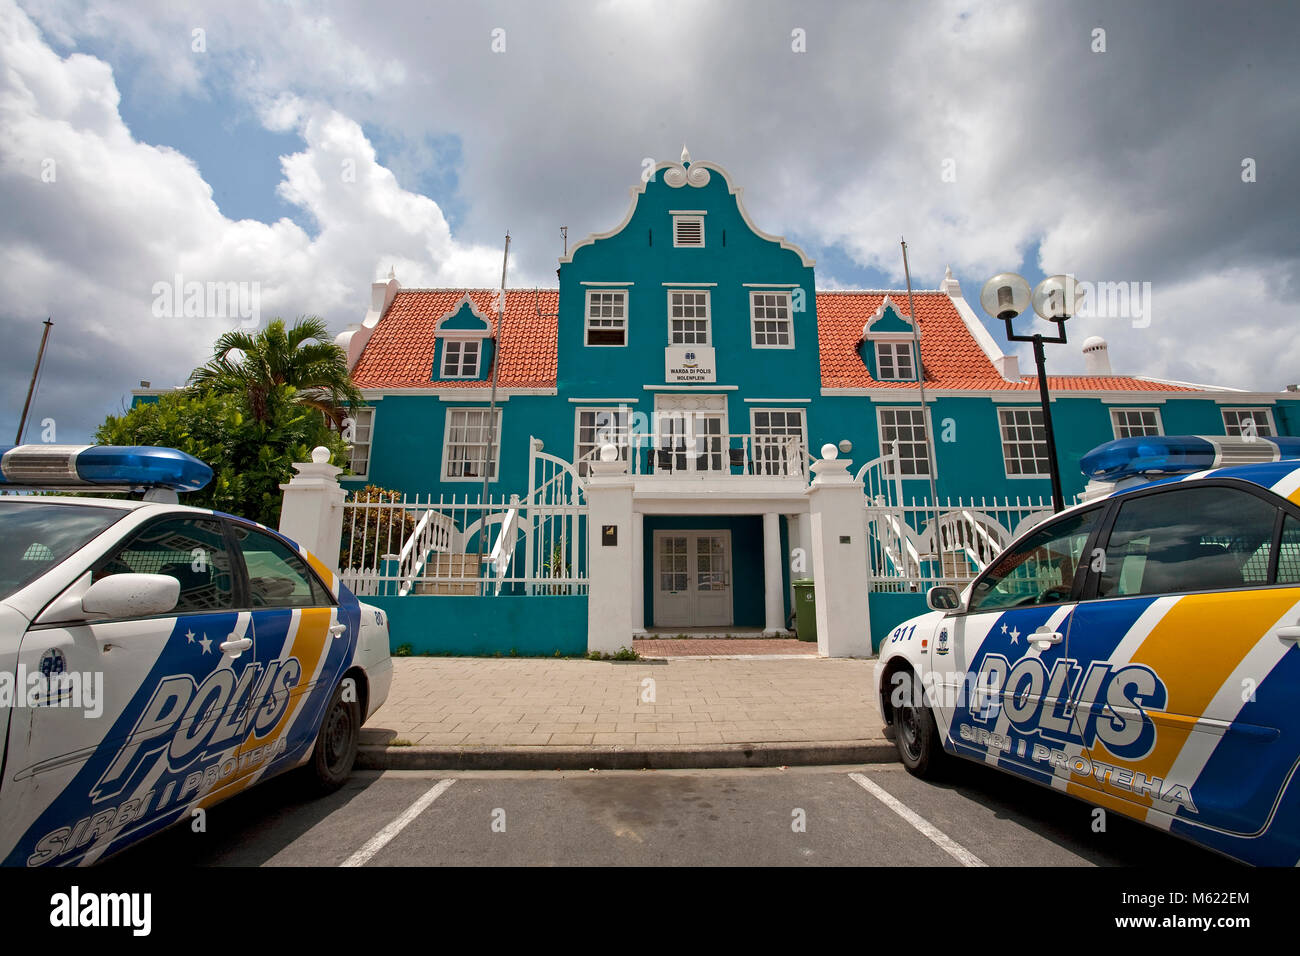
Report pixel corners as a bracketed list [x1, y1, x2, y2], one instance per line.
[877, 435, 1300, 866]
[0, 444, 393, 866]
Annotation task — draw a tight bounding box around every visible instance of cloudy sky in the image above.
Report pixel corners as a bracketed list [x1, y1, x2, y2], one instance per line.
[2, 0, 1297, 443]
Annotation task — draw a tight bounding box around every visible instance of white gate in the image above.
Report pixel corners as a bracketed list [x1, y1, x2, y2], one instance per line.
[857, 451, 1054, 592]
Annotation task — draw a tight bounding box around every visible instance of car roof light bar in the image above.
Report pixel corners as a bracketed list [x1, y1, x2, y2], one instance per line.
[0, 444, 213, 492]
[1080, 434, 1300, 482]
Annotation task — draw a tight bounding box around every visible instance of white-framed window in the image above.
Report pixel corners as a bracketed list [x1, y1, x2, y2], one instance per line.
[442, 407, 502, 481]
[751, 408, 806, 475]
[585, 289, 627, 346]
[441, 338, 482, 378]
[998, 407, 1050, 478]
[668, 289, 710, 345]
[345, 406, 374, 478]
[1222, 407, 1276, 438]
[1110, 407, 1163, 439]
[750, 292, 794, 348]
[875, 341, 916, 381]
[877, 407, 931, 477]
[574, 407, 632, 476]
[673, 215, 704, 247]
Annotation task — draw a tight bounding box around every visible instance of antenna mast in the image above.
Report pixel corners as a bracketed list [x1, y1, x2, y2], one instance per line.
[16, 318, 53, 444]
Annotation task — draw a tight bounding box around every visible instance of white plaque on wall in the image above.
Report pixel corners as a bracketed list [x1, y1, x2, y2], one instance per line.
[664, 346, 716, 383]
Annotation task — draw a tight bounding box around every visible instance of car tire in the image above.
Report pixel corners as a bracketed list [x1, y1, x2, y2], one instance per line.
[303, 680, 360, 794]
[892, 669, 945, 778]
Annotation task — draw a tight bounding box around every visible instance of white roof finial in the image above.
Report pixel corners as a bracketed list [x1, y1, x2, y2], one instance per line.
[388, 265, 396, 281]
[681, 144, 691, 165]
[944, 265, 953, 281]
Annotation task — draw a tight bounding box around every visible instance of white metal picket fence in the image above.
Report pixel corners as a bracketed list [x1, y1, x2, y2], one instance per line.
[339, 437, 588, 597]
[857, 451, 1055, 592]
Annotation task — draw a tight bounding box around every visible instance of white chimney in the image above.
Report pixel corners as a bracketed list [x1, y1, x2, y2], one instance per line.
[1082, 335, 1112, 375]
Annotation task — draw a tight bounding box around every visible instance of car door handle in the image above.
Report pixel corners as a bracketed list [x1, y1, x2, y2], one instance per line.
[220, 636, 252, 656]
[1277, 625, 1300, 643]
[328, 624, 347, 639]
[1031, 628, 1064, 648]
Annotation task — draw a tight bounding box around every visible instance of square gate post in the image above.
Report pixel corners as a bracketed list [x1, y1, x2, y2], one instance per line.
[278, 446, 346, 575]
[585, 457, 636, 655]
[806, 453, 871, 657]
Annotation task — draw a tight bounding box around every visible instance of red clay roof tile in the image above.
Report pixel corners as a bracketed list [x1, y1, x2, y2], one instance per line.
[351, 289, 558, 389]
[350, 288, 1195, 393]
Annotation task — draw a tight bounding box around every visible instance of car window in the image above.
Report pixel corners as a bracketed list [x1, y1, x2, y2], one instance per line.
[0, 501, 129, 601]
[1278, 514, 1300, 586]
[968, 507, 1100, 612]
[230, 524, 330, 608]
[1096, 486, 1278, 598]
[92, 516, 235, 612]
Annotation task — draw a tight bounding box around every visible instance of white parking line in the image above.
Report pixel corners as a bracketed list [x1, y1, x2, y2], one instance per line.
[849, 772, 986, 867]
[340, 778, 456, 867]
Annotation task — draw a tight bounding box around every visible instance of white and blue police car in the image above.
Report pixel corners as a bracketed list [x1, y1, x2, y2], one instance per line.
[877, 435, 1300, 866]
[0, 444, 392, 866]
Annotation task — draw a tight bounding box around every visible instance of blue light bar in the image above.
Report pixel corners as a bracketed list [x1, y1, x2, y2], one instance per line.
[1081, 435, 1300, 482]
[0, 444, 212, 492]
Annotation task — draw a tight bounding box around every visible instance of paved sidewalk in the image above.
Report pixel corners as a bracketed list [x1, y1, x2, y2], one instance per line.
[358, 656, 893, 770]
[633, 638, 815, 657]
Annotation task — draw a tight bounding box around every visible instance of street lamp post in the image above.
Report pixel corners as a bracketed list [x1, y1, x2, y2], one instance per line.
[979, 273, 1084, 514]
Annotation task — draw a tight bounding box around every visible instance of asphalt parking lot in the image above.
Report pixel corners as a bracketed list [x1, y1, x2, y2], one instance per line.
[106, 761, 1228, 867]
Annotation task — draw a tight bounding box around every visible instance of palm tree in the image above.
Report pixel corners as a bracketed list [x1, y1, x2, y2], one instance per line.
[189, 317, 364, 429]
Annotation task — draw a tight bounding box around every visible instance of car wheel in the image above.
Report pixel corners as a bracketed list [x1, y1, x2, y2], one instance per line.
[893, 669, 945, 778]
[304, 680, 360, 794]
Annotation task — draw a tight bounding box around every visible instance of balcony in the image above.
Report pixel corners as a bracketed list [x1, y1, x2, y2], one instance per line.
[580, 432, 810, 502]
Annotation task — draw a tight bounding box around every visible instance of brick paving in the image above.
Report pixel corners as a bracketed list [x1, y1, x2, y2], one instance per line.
[633, 638, 815, 657]
[361, 656, 884, 749]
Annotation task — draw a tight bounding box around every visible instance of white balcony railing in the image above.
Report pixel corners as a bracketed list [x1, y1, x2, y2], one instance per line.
[587, 432, 807, 479]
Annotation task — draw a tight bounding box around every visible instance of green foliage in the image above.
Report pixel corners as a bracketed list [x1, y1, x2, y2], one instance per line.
[189, 316, 363, 429]
[96, 384, 346, 526]
[341, 485, 416, 570]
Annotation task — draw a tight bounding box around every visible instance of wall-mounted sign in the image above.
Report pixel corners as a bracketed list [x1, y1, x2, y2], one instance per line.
[665, 346, 716, 383]
[602, 525, 618, 546]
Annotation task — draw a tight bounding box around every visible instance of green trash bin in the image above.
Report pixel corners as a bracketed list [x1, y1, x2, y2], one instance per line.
[792, 578, 817, 642]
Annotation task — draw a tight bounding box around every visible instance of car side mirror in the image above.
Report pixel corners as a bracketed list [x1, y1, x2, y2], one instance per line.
[82, 573, 180, 619]
[926, 585, 962, 612]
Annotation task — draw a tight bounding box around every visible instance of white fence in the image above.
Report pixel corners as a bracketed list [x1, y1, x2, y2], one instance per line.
[856, 450, 1054, 592]
[339, 437, 588, 597]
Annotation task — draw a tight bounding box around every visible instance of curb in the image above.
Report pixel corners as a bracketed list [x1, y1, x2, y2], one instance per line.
[357, 740, 898, 772]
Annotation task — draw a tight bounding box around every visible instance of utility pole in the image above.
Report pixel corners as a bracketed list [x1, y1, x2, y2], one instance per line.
[477, 233, 510, 586]
[16, 318, 53, 444]
[900, 242, 941, 563]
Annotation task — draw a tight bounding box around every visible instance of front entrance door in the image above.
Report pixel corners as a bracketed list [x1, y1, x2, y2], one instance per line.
[653, 531, 733, 628]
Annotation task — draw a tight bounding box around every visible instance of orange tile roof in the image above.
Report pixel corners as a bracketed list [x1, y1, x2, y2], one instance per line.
[816, 291, 1196, 392]
[351, 287, 1197, 393]
[351, 289, 558, 389]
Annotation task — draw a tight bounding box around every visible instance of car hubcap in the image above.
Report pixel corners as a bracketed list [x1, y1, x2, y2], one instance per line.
[323, 702, 352, 771]
[899, 704, 921, 760]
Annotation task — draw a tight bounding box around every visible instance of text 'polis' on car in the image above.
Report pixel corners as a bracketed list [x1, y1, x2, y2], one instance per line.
[0, 444, 393, 866]
[877, 434, 1300, 866]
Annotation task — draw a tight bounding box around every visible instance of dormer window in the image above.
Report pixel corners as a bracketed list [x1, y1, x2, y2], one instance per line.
[672, 213, 705, 247]
[442, 338, 481, 378]
[860, 295, 921, 383]
[431, 293, 493, 382]
[875, 341, 916, 381]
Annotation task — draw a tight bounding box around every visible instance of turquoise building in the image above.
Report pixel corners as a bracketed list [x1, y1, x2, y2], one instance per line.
[329, 151, 1298, 635]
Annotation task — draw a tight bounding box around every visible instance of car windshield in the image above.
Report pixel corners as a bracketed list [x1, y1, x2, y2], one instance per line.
[0, 500, 129, 601]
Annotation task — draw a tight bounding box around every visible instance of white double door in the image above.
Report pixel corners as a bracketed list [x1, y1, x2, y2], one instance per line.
[653, 530, 733, 628]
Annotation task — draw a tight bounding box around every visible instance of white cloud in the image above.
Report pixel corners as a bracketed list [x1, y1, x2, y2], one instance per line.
[0, 0, 504, 440]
